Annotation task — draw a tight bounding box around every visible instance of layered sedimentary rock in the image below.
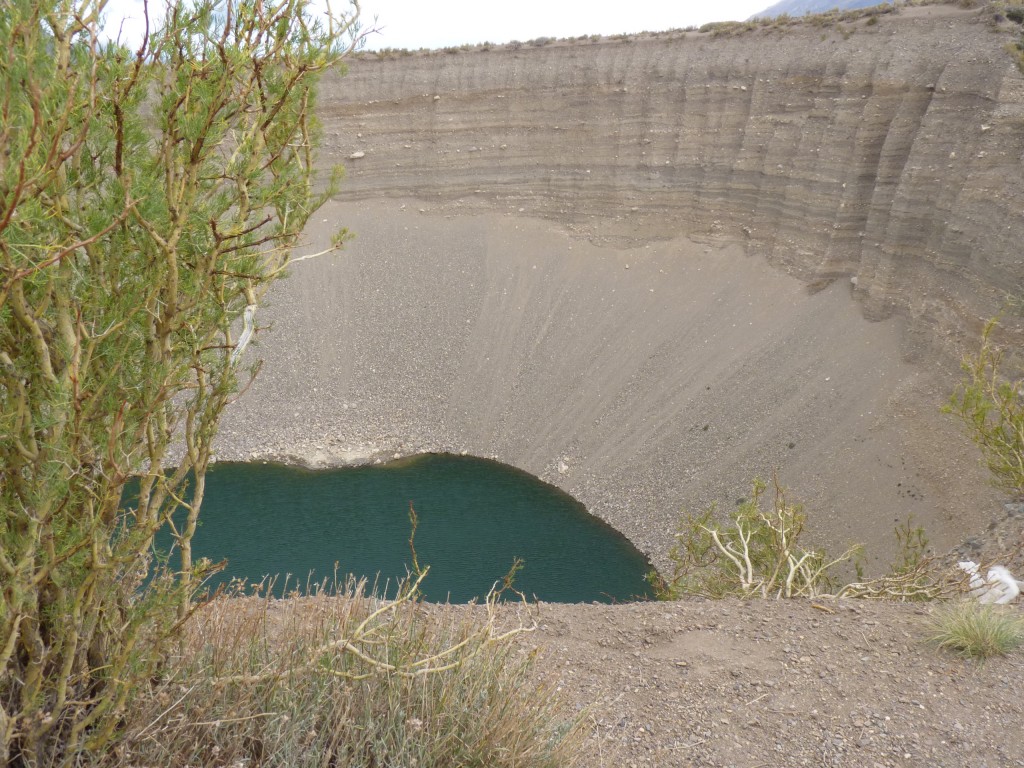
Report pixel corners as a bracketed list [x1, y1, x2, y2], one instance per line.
[320, 5, 1023, 359]
[218, 5, 1023, 573]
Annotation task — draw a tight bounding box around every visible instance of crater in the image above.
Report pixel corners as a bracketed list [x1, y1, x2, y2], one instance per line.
[217, 205, 995, 575]
[216, 11, 1022, 575]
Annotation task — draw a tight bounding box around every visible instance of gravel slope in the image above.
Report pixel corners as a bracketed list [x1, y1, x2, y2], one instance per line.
[217, 202, 1003, 572]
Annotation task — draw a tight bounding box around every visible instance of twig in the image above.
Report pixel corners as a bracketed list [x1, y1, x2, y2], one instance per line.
[134, 684, 198, 740]
[668, 738, 706, 750]
[177, 712, 279, 728]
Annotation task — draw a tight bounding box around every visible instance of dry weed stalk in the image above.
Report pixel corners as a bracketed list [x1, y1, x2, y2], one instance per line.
[836, 565, 961, 601]
[208, 569, 538, 686]
[89, 574, 579, 768]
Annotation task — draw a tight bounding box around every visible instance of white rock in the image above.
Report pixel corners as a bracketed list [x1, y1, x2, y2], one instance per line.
[349, 151, 365, 159]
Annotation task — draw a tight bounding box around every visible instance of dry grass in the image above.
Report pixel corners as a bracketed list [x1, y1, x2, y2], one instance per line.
[927, 602, 1024, 659]
[85, 577, 582, 768]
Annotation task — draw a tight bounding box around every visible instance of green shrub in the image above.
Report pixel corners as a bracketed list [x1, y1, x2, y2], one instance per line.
[947, 318, 1024, 497]
[1007, 7, 1024, 25]
[651, 478, 860, 599]
[927, 602, 1024, 659]
[653, 485, 957, 602]
[0, 2, 361, 762]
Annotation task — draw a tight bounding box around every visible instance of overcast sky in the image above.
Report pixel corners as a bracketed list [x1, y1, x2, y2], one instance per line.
[101, 0, 771, 50]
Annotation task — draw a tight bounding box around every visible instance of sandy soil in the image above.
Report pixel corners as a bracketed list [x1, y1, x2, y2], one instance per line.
[512, 597, 1024, 767]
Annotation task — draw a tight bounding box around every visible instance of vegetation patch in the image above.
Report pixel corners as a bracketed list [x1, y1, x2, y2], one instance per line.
[927, 601, 1024, 659]
[651, 478, 963, 602]
[651, 477, 857, 599]
[946, 318, 1024, 499]
[80, 577, 581, 768]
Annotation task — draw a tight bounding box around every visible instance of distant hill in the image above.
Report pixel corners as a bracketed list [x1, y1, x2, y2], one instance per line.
[750, 0, 896, 19]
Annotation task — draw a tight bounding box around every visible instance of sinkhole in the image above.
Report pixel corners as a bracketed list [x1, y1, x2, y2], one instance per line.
[139, 453, 655, 603]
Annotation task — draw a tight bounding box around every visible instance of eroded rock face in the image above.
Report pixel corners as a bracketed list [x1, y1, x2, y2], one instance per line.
[217, 6, 1022, 573]
[320, 5, 1023, 360]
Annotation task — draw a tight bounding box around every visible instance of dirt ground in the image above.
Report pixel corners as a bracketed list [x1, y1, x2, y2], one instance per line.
[504, 597, 1024, 768]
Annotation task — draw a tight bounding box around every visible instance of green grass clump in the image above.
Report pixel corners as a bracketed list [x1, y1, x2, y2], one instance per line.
[927, 602, 1024, 659]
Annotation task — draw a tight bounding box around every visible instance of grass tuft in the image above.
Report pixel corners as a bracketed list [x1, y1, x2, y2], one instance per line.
[927, 602, 1024, 659]
[81, 577, 582, 767]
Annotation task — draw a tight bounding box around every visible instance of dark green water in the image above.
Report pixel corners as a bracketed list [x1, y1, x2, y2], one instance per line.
[141, 454, 654, 603]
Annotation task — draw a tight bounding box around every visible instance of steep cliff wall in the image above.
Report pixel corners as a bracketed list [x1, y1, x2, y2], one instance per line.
[319, 4, 1024, 358]
[217, 5, 1023, 572]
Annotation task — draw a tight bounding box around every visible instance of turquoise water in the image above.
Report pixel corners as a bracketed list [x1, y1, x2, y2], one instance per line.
[140, 454, 654, 603]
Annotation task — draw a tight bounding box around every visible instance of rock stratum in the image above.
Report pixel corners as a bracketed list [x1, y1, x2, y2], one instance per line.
[323, 4, 1022, 351]
[218, 4, 1024, 572]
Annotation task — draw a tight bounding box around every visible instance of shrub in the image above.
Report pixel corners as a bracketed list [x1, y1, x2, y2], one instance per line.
[1, 2, 361, 762]
[1007, 6, 1024, 25]
[927, 602, 1024, 659]
[653, 484, 960, 602]
[947, 318, 1024, 498]
[651, 477, 860, 599]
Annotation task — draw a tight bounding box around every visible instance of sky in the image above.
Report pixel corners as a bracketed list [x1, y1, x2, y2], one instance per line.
[100, 0, 771, 51]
